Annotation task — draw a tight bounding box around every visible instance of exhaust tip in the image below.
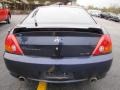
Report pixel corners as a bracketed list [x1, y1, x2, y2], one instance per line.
[89, 77, 97, 82]
[18, 76, 25, 81]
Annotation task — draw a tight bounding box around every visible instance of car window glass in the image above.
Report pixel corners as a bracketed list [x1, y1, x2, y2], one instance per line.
[0, 3, 3, 9]
[4, 4, 8, 8]
[36, 7, 95, 24]
[23, 7, 95, 24]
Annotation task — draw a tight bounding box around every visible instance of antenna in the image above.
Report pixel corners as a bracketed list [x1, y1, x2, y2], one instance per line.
[32, 9, 39, 27]
[34, 18, 38, 27]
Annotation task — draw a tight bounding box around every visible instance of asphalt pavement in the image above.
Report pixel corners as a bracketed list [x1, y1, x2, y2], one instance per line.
[0, 15, 120, 90]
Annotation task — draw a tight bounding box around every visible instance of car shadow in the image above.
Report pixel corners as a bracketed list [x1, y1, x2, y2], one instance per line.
[0, 21, 9, 27]
[19, 80, 38, 90]
[0, 22, 7, 27]
[48, 82, 97, 90]
[22, 80, 98, 90]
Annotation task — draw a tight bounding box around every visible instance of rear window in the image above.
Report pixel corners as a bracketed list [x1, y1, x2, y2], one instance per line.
[23, 6, 95, 25]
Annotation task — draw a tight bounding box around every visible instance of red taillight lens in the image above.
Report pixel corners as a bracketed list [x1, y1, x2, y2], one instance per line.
[5, 34, 23, 55]
[92, 35, 112, 56]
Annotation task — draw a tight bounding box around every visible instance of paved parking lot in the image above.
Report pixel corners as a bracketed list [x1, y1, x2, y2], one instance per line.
[0, 15, 120, 90]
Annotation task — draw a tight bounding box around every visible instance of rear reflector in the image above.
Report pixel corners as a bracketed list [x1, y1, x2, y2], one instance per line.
[5, 34, 23, 55]
[92, 35, 112, 56]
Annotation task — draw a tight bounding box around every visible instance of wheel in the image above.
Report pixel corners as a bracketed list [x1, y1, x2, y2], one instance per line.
[6, 15, 11, 24]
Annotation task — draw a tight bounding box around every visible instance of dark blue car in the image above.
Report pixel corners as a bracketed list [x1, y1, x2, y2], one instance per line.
[4, 6, 113, 83]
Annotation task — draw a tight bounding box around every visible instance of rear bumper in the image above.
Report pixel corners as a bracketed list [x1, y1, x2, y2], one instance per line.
[4, 53, 113, 83]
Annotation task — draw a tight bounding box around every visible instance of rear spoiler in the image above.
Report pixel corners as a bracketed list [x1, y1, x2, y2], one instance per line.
[13, 27, 103, 35]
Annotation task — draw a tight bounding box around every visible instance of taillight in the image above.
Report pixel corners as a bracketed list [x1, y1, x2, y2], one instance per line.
[92, 34, 112, 56]
[5, 34, 23, 55]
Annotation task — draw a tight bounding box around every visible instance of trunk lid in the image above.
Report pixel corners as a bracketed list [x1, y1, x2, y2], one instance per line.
[14, 28, 103, 58]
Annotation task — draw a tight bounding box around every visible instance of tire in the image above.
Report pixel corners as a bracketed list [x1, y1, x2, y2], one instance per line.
[6, 15, 11, 24]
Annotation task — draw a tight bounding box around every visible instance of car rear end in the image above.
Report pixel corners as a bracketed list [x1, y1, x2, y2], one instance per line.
[4, 6, 113, 83]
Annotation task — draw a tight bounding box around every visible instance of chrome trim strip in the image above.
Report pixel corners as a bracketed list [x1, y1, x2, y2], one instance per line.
[28, 78, 88, 83]
[4, 53, 113, 65]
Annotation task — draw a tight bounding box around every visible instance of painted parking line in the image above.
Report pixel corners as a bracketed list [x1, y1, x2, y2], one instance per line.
[37, 81, 47, 90]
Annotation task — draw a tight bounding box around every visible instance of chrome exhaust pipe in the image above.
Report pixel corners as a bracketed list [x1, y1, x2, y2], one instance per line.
[18, 76, 25, 81]
[89, 77, 97, 82]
